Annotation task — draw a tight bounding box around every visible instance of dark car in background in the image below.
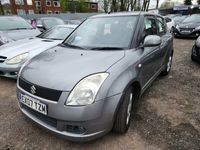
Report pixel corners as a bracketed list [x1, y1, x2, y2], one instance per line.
[0, 16, 41, 45]
[174, 14, 200, 38]
[17, 12, 173, 141]
[191, 36, 200, 62]
[36, 17, 65, 32]
[171, 15, 188, 25]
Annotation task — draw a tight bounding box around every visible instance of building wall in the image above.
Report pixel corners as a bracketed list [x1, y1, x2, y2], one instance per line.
[8, 0, 63, 15]
[6, 0, 98, 15]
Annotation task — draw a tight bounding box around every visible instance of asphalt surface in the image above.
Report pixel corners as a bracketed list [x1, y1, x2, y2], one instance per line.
[0, 39, 200, 150]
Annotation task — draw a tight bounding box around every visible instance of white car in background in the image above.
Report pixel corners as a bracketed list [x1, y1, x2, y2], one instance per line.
[0, 16, 41, 45]
[0, 25, 77, 78]
[164, 16, 175, 33]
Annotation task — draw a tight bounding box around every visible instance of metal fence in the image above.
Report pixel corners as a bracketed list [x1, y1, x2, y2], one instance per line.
[19, 13, 99, 21]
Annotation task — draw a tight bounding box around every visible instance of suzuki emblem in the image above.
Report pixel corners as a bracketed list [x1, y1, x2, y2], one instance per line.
[30, 85, 36, 95]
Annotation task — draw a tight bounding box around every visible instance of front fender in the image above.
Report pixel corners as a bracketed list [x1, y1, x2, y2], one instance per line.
[95, 50, 141, 101]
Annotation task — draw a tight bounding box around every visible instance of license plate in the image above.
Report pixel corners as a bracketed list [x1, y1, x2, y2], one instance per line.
[181, 30, 191, 33]
[19, 93, 47, 115]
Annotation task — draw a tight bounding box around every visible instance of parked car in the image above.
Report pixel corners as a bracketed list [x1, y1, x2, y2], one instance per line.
[0, 16, 41, 43]
[171, 15, 188, 25]
[0, 25, 77, 78]
[65, 20, 82, 25]
[174, 14, 200, 38]
[164, 16, 175, 33]
[17, 12, 173, 141]
[191, 36, 200, 62]
[36, 17, 65, 32]
[0, 32, 13, 45]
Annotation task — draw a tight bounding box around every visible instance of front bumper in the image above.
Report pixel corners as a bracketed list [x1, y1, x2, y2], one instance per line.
[174, 29, 200, 38]
[17, 84, 122, 142]
[0, 63, 21, 78]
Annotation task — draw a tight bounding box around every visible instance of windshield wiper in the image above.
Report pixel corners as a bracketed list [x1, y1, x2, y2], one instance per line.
[90, 47, 124, 50]
[7, 28, 34, 30]
[63, 43, 86, 50]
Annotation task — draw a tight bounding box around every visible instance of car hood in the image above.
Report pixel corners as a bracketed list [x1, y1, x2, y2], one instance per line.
[21, 46, 125, 91]
[0, 37, 62, 59]
[0, 29, 41, 41]
[179, 22, 200, 28]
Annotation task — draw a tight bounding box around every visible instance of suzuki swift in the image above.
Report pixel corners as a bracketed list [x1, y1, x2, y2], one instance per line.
[17, 12, 174, 141]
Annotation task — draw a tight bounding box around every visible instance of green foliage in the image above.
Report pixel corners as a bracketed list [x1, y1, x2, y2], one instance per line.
[184, 0, 192, 5]
[198, 0, 200, 5]
[60, 0, 89, 13]
[160, 1, 175, 9]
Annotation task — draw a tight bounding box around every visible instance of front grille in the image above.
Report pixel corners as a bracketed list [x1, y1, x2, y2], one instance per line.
[22, 104, 57, 128]
[0, 56, 7, 63]
[19, 77, 62, 102]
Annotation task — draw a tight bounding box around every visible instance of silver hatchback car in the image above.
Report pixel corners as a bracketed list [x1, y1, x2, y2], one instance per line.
[17, 12, 173, 141]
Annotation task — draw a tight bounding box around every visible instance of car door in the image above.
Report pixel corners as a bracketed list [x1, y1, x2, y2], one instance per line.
[138, 15, 162, 89]
[156, 16, 172, 69]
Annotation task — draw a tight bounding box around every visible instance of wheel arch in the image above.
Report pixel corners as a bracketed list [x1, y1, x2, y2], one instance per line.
[112, 79, 142, 128]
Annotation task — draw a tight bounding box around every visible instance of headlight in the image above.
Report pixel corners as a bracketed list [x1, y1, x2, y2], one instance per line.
[6, 53, 29, 65]
[195, 26, 200, 31]
[65, 73, 109, 106]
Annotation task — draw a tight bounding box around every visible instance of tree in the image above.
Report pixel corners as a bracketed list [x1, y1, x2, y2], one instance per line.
[198, 0, 200, 5]
[156, 0, 159, 9]
[60, 0, 88, 13]
[98, 0, 150, 13]
[184, 0, 192, 5]
[160, 1, 175, 9]
[0, 0, 4, 15]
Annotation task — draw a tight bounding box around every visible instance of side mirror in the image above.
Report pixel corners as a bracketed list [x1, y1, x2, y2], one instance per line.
[37, 24, 44, 28]
[37, 24, 45, 32]
[144, 35, 161, 47]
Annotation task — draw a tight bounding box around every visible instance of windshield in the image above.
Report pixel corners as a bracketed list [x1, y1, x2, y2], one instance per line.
[43, 19, 65, 29]
[182, 15, 200, 23]
[64, 16, 138, 49]
[38, 26, 74, 40]
[0, 17, 33, 30]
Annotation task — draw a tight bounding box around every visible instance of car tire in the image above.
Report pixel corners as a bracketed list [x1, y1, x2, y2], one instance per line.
[161, 54, 173, 76]
[191, 54, 196, 62]
[113, 86, 134, 133]
[191, 46, 197, 62]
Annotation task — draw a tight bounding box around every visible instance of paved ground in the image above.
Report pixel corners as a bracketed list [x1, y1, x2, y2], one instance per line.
[0, 39, 200, 150]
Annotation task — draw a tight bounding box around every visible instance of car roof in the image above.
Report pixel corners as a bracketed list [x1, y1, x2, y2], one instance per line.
[89, 12, 163, 18]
